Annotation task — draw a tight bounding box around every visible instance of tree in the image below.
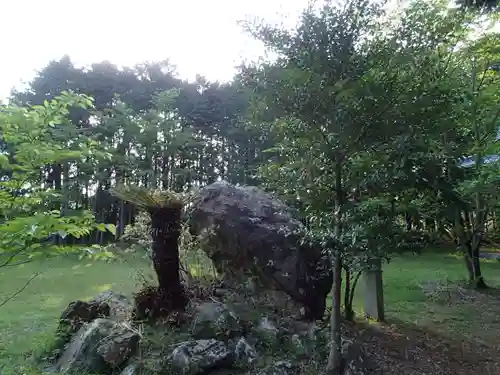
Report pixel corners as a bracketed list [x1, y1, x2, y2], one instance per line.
[450, 31, 500, 288]
[458, 0, 499, 10]
[241, 1, 397, 372]
[242, 0, 488, 372]
[0, 92, 115, 306]
[110, 185, 189, 313]
[11, 57, 259, 242]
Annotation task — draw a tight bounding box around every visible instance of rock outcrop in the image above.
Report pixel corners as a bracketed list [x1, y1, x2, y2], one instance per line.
[53, 318, 140, 374]
[59, 300, 110, 335]
[188, 181, 333, 320]
[47, 292, 376, 375]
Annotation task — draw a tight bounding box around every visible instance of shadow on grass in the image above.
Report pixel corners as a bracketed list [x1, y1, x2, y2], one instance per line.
[342, 252, 500, 351]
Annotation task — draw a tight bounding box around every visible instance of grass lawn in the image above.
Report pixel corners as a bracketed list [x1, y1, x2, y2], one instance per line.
[352, 252, 500, 343]
[0, 254, 154, 374]
[1, 251, 500, 373]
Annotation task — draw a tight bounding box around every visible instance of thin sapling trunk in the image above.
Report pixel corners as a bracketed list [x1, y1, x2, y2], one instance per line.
[327, 160, 344, 375]
[343, 265, 362, 321]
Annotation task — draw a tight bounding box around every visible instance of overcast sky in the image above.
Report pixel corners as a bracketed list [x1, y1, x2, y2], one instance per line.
[0, 0, 309, 101]
[2, 0, 496, 102]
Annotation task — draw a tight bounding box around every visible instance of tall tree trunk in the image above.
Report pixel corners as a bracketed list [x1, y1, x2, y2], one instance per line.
[464, 239, 487, 289]
[467, 57, 488, 290]
[327, 159, 344, 375]
[456, 209, 488, 289]
[149, 206, 186, 311]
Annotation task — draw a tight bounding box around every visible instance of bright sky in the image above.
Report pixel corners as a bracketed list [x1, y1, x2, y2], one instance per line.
[0, 0, 308, 101]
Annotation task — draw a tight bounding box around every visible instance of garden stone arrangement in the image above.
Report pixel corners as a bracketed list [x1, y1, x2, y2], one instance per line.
[44, 291, 375, 375]
[40, 182, 378, 374]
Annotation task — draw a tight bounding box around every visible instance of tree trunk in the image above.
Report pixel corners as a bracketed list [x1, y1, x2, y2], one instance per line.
[328, 249, 343, 375]
[343, 266, 355, 321]
[464, 240, 488, 289]
[149, 206, 186, 311]
[327, 160, 344, 375]
[405, 213, 412, 232]
[467, 58, 488, 291]
[343, 267, 361, 321]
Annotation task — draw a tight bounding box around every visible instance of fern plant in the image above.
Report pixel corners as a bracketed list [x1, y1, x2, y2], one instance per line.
[111, 185, 194, 312]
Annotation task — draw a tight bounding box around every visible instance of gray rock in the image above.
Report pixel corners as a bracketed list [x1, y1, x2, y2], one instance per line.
[191, 302, 242, 340]
[91, 290, 133, 321]
[257, 360, 294, 375]
[286, 323, 329, 358]
[119, 363, 138, 375]
[96, 328, 140, 367]
[59, 300, 110, 335]
[232, 337, 257, 367]
[188, 181, 332, 320]
[257, 317, 279, 337]
[168, 339, 232, 374]
[252, 316, 281, 349]
[53, 318, 140, 374]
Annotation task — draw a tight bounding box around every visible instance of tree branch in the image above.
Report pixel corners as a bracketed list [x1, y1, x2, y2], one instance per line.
[0, 272, 40, 308]
[0, 246, 29, 268]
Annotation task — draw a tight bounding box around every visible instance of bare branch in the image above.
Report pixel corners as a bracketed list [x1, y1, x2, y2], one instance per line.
[0, 272, 40, 308]
[0, 247, 28, 268]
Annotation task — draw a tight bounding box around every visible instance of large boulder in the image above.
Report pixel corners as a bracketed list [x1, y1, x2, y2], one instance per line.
[53, 318, 140, 374]
[188, 181, 332, 320]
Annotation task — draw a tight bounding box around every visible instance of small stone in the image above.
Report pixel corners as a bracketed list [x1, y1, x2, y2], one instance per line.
[119, 363, 138, 375]
[253, 316, 280, 348]
[191, 302, 242, 340]
[91, 291, 133, 321]
[96, 328, 140, 367]
[257, 317, 279, 336]
[257, 360, 294, 375]
[168, 339, 232, 374]
[233, 337, 257, 366]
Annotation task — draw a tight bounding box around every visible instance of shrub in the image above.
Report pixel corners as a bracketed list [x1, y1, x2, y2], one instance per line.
[121, 211, 151, 250]
[114, 210, 216, 278]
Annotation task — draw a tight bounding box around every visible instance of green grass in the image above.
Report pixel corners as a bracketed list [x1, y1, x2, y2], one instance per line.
[348, 251, 500, 344]
[0, 254, 153, 373]
[1, 251, 500, 373]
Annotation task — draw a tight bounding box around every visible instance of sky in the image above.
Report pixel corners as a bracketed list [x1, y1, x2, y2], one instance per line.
[0, 0, 309, 101]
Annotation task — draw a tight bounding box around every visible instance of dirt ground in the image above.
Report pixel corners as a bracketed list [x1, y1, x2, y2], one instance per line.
[343, 321, 499, 375]
[344, 284, 500, 375]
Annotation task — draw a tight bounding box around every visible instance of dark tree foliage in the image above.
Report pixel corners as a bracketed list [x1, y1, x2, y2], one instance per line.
[458, 0, 499, 10]
[9, 57, 265, 244]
